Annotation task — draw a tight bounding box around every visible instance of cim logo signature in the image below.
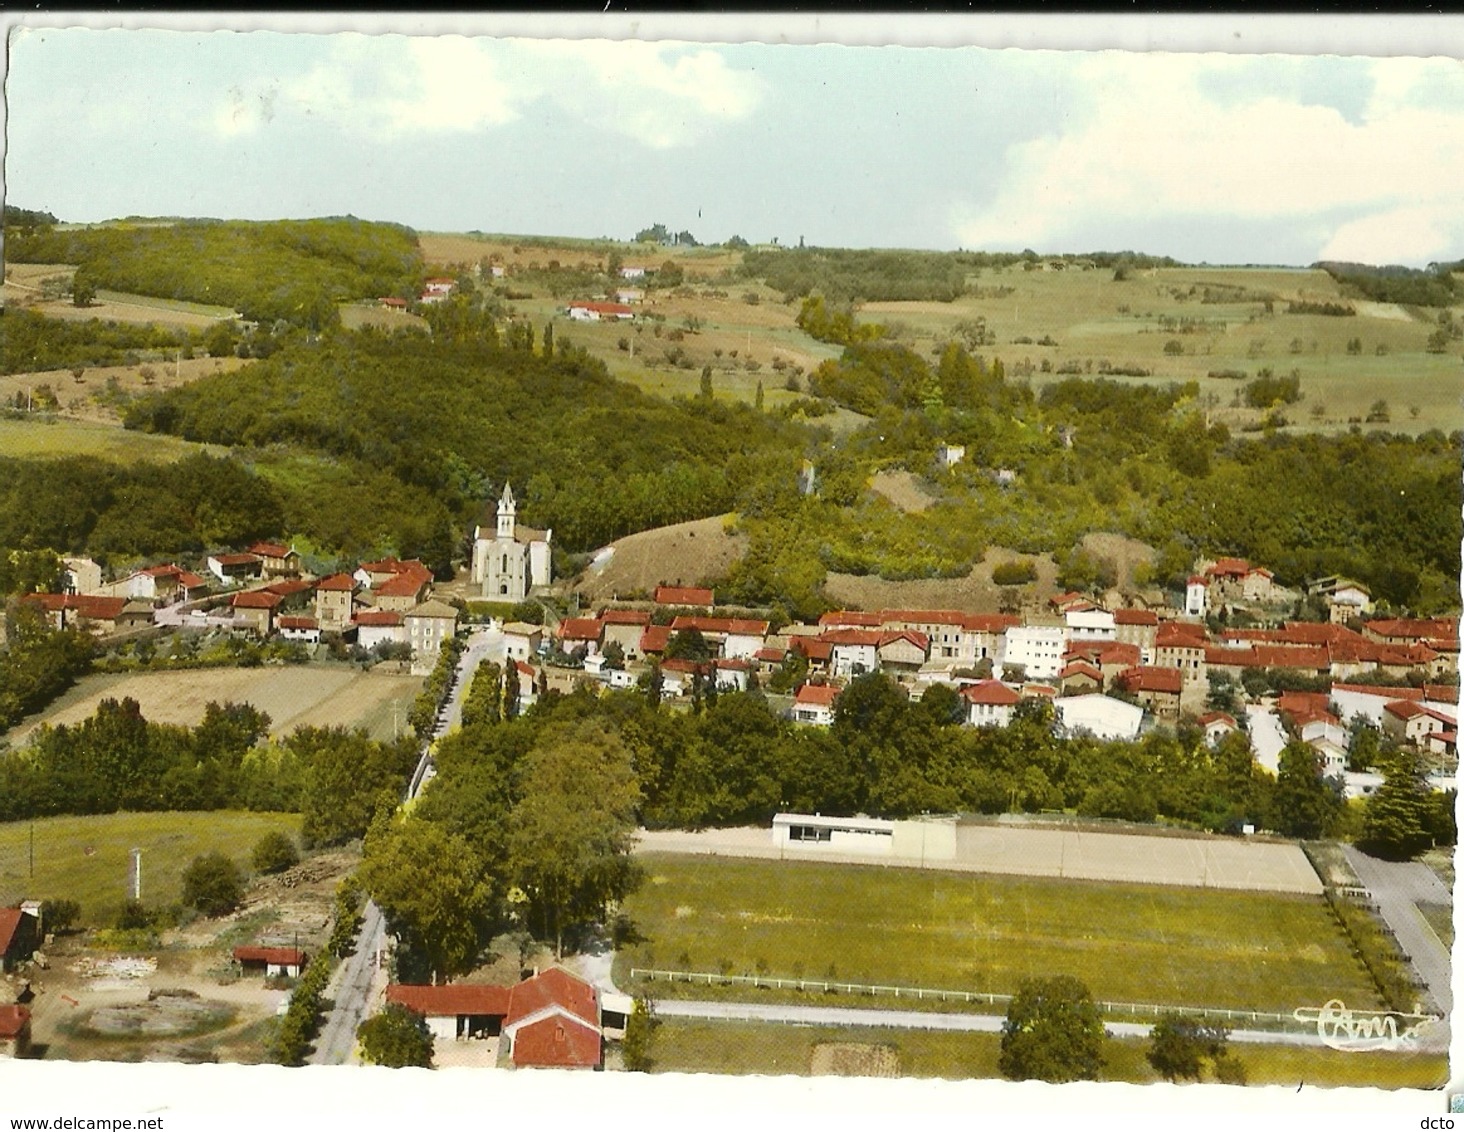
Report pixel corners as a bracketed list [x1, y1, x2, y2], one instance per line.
[1292, 999, 1441, 1052]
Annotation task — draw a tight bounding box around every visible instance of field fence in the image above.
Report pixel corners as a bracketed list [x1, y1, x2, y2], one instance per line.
[628, 968, 1301, 1027]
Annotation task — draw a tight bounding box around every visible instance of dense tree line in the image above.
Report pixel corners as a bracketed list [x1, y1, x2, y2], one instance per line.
[124, 329, 807, 555]
[742, 247, 978, 303]
[1, 309, 203, 374]
[0, 696, 417, 839]
[6, 217, 423, 328]
[0, 607, 95, 731]
[1315, 261, 1459, 307]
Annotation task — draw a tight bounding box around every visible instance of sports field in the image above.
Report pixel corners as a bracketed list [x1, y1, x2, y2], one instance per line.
[0, 810, 301, 924]
[617, 856, 1377, 1014]
[5, 665, 424, 746]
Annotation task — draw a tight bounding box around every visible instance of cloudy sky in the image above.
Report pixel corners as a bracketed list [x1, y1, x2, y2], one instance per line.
[6, 15, 1464, 266]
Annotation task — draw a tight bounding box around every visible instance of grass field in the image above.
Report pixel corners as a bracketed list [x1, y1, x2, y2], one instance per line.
[3, 664, 424, 746]
[0, 810, 302, 924]
[641, 1019, 1447, 1088]
[616, 856, 1378, 1015]
[0, 416, 215, 463]
[1, 355, 249, 427]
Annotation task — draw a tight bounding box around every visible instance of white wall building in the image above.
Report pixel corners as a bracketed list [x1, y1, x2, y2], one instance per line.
[1054, 694, 1144, 741]
[1001, 625, 1066, 680]
[471, 483, 552, 603]
[1065, 608, 1117, 641]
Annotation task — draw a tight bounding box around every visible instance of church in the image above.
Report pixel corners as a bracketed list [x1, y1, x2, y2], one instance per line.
[471, 483, 552, 602]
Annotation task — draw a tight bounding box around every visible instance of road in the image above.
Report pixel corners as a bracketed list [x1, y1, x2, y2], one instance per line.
[1244, 703, 1287, 774]
[309, 626, 502, 1063]
[1342, 844, 1453, 1019]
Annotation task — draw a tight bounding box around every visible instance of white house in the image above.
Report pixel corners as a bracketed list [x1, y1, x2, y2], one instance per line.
[962, 679, 1022, 728]
[276, 615, 321, 644]
[1196, 711, 1238, 747]
[1185, 575, 1209, 618]
[1001, 625, 1066, 680]
[936, 443, 966, 468]
[502, 621, 545, 661]
[355, 610, 408, 652]
[1054, 693, 1144, 741]
[822, 629, 882, 677]
[792, 683, 838, 726]
[619, 265, 647, 280]
[1065, 608, 1117, 641]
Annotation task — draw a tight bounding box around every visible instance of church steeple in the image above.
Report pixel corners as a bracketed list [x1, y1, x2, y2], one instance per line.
[496, 482, 517, 539]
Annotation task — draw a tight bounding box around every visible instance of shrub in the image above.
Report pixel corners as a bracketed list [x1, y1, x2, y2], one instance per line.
[181, 851, 245, 918]
[251, 831, 300, 875]
[992, 561, 1038, 586]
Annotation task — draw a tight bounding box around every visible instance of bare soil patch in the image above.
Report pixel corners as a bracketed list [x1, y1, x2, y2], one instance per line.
[83, 991, 234, 1038]
[825, 546, 1059, 614]
[870, 470, 937, 513]
[0, 355, 248, 425]
[810, 1042, 901, 1077]
[574, 514, 748, 602]
[1079, 531, 1158, 593]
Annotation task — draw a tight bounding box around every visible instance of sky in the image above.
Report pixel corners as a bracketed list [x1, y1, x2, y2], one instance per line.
[5, 15, 1464, 267]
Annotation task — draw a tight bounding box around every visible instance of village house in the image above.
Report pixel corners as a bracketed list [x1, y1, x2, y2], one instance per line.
[230, 589, 282, 636]
[355, 609, 408, 652]
[597, 609, 651, 661]
[962, 679, 1022, 728]
[1059, 659, 1104, 696]
[1382, 700, 1458, 749]
[419, 277, 456, 304]
[1154, 621, 1209, 686]
[1197, 711, 1239, 747]
[125, 564, 193, 603]
[556, 617, 604, 658]
[233, 945, 306, 978]
[472, 484, 552, 604]
[615, 288, 644, 305]
[0, 1005, 31, 1060]
[619, 265, 647, 280]
[1117, 665, 1184, 719]
[712, 658, 752, 692]
[1065, 640, 1143, 686]
[405, 600, 460, 668]
[206, 552, 263, 586]
[936, 442, 966, 468]
[1001, 624, 1066, 680]
[276, 615, 321, 644]
[638, 624, 672, 660]
[502, 621, 545, 661]
[1113, 608, 1159, 654]
[792, 683, 839, 726]
[820, 628, 882, 677]
[314, 573, 359, 632]
[246, 541, 301, 576]
[567, 300, 634, 322]
[368, 563, 434, 613]
[21, 593, 127, 635]
[669, 616, 770, 661]
[1184, 574, 1209, 618]
[876, 630, 930, 673]
[1066, 607, 1117, 642]
[61, 555, 103, 596]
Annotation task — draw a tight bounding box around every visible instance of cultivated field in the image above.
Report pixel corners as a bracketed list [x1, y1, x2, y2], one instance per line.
[616, 856, 1376, 1014]
[4, 665, 424, 746]
[4, 264, 239, 331]
[0, 810, 302, 924]
[338, 300, 429, 333]
[643, 1020, 1448, 1088]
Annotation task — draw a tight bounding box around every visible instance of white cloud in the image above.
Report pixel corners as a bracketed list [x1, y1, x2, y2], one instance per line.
[214, 34, 762, 149]
[954, 52, 1464, 264]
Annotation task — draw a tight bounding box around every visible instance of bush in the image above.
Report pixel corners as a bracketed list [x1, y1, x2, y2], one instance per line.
[251, 831, 300, 875]
[992, 561, 1037, 586]
[40, 898, 81, 934]
[181, 851, 245, 918]
[357, 1003, 434, 1068]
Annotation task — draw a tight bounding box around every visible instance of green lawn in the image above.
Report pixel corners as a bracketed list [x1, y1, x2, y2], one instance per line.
[640, 1019, 1446, 1088]
[0, 811, 302, 924]
[0, 417, 216, 463]
[617, 856, 1378, 1015]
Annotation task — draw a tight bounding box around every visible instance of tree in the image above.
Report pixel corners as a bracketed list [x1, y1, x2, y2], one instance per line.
[657, 260, 684, 288]
[181, 851, 245, 917]
[1273, 741, 1344, 839]
[635, 223, 670, 244]
[356, 1003, 434, 1068]
[40, 898, 81, 934]
[507, 719, 642, 958]
[1358, 751, 1434, 861]
[754, 379, 764, 410]
[1146, 1013, 1230, 1081]
[664, 627, 711, 662]
[358, 812, 496, 984]
[251, 830, 300, 875]
[70, 269, 97, 308]
[700, 366, 714, 401]
[621, 996, 660, 1071]
[999, 976, 1107, 1083]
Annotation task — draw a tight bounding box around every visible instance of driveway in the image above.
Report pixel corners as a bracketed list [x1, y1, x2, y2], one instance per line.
[1341, 845, 1452, 1018]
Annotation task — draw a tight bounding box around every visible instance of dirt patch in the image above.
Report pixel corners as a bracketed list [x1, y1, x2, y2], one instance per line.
[870, 470, 937, 514]
[83, 992, 234, 1038]
[573, 514, 748, 602]
[825, 546, 1060, 614]
[0, 355, 248, 425]
[1078, 531, 1158, 593]
[810, 1042, 900, 1078]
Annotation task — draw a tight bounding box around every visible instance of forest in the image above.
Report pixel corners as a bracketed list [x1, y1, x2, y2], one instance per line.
[1, 309, 205, 374]
[5, 217, 424, 328]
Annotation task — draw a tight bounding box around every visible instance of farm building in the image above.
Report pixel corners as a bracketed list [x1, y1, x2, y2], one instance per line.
[206, 553, 263, 585]
[566, 301, 634, 322]
[0, 1005, 31, 1059]
[386, 983, 510, 1041]
[355, 609, 407, 652]
[0, 906, 40, 974]
[247, 541, 301, 576]
[233, 946, 307, 978]
[277, 615, 321, 644]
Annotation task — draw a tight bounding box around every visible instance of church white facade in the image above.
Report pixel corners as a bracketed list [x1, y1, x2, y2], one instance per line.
[471, 483, 552, 602]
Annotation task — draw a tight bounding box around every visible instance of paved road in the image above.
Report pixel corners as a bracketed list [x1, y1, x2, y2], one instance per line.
[1245, 704, 1287, 774]
[649, 998, 1352, 1049]
[1342, 844, 1452, 1018]
[308, 903, 385, 1065]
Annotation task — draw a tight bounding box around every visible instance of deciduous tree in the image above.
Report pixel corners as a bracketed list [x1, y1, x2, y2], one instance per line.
[999, 976, 1107, 1083]
[357, 1003, 434, 1068]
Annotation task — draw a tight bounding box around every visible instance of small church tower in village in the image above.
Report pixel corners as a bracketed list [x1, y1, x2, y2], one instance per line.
[471, 483, 552, 602]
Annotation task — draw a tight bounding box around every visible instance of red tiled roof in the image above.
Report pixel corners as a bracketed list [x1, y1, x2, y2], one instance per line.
[24, 593, 129, 620]
[598, 609, 651, 626]
[380, 296, 409, 308]
[233, 946, 305, 966]
[639, 626, 672, 653]
[1252, 644, 1330, 670]
[820, 611, 884, 628]
[569, 301, 633, 317]
[139, 563, 183, 579]
[1278, 690, 1331, 716]
[819, 628, 884, 647]
[1205, 645, 1258, 667]
[511, 1014, 602, 1070]
[232, 591, 282, 609]
[558, 617, 604, 642]
[655, 585, 714, 606]
[1197, 711, 1237, 728]
[248, 542, 293, 559]
[1066, 641, 1142, 668]
[316, 573, 357, 592]
[715, 658, 752, 671]
[262, 578, 313, 597]
[1050, 591, 1088, 608]
[176, 571, 207, 589]
[387, 983, 512, 1017]
[1334, 682, 1421, 701]
[794, 684, 839, 707]
[670, 615, 770, 637]
[879, 629, 930, 652]
[1206, 557, 1252, 578]
[0, 908, 27, 956]
[1384, 700, 1428, 721]
[1157, 622, 1210, 648]
[754, 647, 786, 663]
[1366, 618, 1458, 644]
[355, 610, 404, 627]
[1113, 609, 1160, 626]
[1024, 684, 1057, 698]
[879, 609, 969, 627]
[0, 1004, 29, 1040]
[507, 967, 598, 1030]
[1119, 666, 1183, 694]
[1187, 575, 1208, 586]
[375, 570, 432, 598]
[961, 679, 1021, 706]
[792, 638, 833, 662]
[277, 616, 319, 631]
[515, 660, 537, 678]
[660, 657, 711, 675]
[1061, 660, 1103, 681]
